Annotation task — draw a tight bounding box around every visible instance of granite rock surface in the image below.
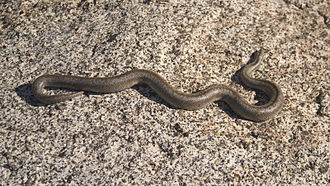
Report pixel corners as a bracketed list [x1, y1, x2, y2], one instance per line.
[0, 0, 329, 185]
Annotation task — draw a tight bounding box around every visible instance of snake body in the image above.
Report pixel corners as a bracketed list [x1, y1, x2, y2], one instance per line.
[32, 49, 283, 122]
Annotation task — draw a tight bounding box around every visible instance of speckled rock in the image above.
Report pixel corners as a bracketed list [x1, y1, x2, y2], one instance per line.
[0, 0, 329, 185]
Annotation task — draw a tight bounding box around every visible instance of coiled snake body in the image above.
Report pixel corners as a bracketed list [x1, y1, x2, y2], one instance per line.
[32, 49, 284, 122]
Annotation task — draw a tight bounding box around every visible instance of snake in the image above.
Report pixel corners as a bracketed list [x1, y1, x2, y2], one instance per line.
[32, 49, 284, 122]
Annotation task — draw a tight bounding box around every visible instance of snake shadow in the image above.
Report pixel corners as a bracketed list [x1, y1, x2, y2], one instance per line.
[15, 84, 79, 107]
[136, 50, 271, 120]
[16, 84, 42, 106]
[133, 86, 243, 120]
[15, 82, 178, 109]
[218, 50, 271, 120]
[230, 50, 270, 106]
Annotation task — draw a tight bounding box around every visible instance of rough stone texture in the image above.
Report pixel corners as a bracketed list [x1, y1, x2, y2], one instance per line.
[0, 0, 329, 185]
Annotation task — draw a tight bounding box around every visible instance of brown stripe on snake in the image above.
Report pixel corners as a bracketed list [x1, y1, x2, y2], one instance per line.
[32, 49, 284, 122]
